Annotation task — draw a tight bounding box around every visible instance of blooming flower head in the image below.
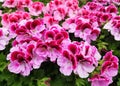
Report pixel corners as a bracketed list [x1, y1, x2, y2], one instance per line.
[58, 41, 101, 77]
[2, 0, 33, 10]
[7, 45, 33, 76]
[92, 0, 120, 6]
[43, 14, 59, 27]
[63, 16, 100, 43]
[2, 0, 17, 8]
[28, 1, 44, 16]
[1, 11, 30, 27]
[74, 41, 101, 78]
[112, 0, 120, 5]
[57, 42, 78, 76]
[17, 0, 32, 8]
[0, 27, 9, 50]
[44, 24, 70, 61]
[43, 0, 79, 20]
[88, 74, 113, 86]
[7, 40, 47, 76]
[88, 51, 119, 86]
[101, 51, 119, 77]
[104, 16, 120, 40]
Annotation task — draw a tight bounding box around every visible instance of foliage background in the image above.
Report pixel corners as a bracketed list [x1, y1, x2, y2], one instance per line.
[0, 0, 120, 86]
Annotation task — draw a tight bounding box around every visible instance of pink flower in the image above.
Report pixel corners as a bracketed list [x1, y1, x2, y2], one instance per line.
[47, 41, 61, 62]
[44, 25, 67, 62]
[2, 0, 17, 8]
[8, 60, 32, 76]
[0, 29, 3, 37]
[43, 14, 59, 27]
[53, 7, 67, 21]
[43, 0, 79, 18]
[74, 17, 100, 43]
[2, 0, 33, 9]
[1, 13, 9, 27]
[43, 0, 63, 15]
[25, 19, 46, 39]
[99, 13, 112, 23]
[83, 2, 103, 12]
[17, 0, 32, 8]
[45, 30, 55, 42]
[88, 74, 113, 86]
[0, 27, 9, 50]
[57, 42, 79, 76]
[105, 4, 118, 16]
[7, 39, 47, 76]
[74, 58, 95, 78]
[27, 43, 46, 69]
[28, 2, 44, 16]
[65, 0, 79, 17]
[57, 49, 77, 76]
[35, 41, 48, 59]
[103, 51, 119, 62]
[101, 61, 118, 77]
[82, 2, 118, 25]
[112, 0, 120, 5]
[92, 0, 111, 5]
[0, 36, 9, 50]
[81, 42, 101, 61]
[57, 58, 74, 76]
[44, 24, 70, 44]
[62, 18, 76, 32]
[1, 11, 30, 27]
[88, 51, 119, 86]
[13, 34, 32, 44]
[101, 51, 119, 77]
[9, 18, 45, 39]
[58, 41, 101, 77]
[7, 50, 33, 76]
[74, 42, 101, 78]
[104, 16, 120, 40]
[63, 11, 101, 43]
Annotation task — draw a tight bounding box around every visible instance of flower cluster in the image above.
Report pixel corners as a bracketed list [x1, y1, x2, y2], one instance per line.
[89, 51, 119, 86]
[63, 1, 118, 42]
[7, 18, 71, 76]
[43, 0, 79, 20]
[62, 16, 101, 43]
[0, 27, 9, 50]
[92, 0, 120, 5]
[0, 0, 119, 86]
[7, 18, 102, 78]
[104, 16, 120, 40]
[58, 41, 101, 78]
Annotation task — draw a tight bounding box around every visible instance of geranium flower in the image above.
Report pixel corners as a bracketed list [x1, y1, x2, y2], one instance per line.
[88, 74, 113, 86]
[28, 1, 44, 16]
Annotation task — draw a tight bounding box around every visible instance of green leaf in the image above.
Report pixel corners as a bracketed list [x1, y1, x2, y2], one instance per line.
[50, 78, 65, 86]
[0, 53, 8, 72]
[11, 80, 22, 86]
[75, 76, 91, 86]
[0, 53, 6, 61]
[0, 62, 7, 72]
[37, 77, 50, 86]
[117, 78, 120, 86]
[97, 41, 108, 50]
[118, 6, 120, 15]
[76, 78, 86, 86]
